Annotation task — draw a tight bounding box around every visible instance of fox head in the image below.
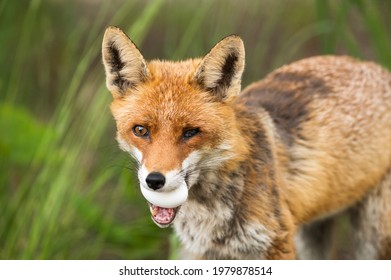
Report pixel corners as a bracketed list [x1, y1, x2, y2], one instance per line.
[102, 26, 247, 227]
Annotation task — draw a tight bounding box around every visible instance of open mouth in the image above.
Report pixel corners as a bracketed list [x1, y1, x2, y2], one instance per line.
[140, 180, 188, 228]
[148, 203, 180, 228]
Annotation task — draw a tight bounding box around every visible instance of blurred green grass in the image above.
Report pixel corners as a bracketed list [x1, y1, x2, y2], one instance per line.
[0, 0, 390, 260]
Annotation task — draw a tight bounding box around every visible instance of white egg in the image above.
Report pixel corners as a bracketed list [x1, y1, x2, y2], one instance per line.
[140, 182, 188, 208]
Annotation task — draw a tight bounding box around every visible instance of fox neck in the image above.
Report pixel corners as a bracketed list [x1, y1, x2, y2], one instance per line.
[174, 163, 273, 259]
[173, 106, 288, 259]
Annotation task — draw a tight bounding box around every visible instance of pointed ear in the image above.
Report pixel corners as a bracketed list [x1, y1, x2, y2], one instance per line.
[102, 26, 149, 98]
[195, 35, 245, 100]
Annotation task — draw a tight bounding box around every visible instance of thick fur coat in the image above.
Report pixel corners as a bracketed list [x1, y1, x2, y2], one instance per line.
[102, 27, 391, 259]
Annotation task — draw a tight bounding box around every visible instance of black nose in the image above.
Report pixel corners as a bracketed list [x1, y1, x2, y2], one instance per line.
[146, 172, 166, 190]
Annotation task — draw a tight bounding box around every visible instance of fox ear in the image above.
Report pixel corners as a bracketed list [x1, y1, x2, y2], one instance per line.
[195, 35, 245, 100]
[102, 26, 149, 98]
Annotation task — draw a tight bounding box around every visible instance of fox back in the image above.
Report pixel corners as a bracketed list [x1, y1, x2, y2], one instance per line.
[102, 27, 391, 259]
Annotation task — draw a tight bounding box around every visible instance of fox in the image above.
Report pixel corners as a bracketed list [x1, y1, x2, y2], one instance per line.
[102, 26, 391, 259]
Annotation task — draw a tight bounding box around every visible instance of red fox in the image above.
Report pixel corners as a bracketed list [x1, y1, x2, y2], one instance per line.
[102, 26, 391, 259]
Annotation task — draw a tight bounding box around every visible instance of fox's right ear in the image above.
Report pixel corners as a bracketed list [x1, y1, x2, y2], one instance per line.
[102, 26, 149, 98]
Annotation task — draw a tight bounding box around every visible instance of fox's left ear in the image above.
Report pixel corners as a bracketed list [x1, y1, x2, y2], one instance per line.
[102, 26, 149, 98]
[195, 35, 245, 100]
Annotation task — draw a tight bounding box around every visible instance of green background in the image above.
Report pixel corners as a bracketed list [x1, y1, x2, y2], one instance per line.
[1, 0, 390, 259]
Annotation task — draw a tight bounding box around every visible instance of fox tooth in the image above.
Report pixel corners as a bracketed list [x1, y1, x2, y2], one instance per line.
[151, 205, 159, 216]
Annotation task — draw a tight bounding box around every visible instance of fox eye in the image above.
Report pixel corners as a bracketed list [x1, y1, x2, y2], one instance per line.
[182, 128, 200, 140]
[133, 125, 149, 138]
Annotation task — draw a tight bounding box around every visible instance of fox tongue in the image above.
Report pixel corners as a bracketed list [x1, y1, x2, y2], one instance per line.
[151, 204, 175, 225]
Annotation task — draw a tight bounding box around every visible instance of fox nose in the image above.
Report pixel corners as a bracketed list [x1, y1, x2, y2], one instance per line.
[146, 172, 166, 190]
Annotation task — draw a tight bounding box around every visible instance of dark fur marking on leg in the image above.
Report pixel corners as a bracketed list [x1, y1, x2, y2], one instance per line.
[298, 217, 336, 259]
[240, 110, 290, 234]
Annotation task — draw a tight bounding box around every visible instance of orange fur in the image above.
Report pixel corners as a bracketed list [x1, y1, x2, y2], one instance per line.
[102, 27, 391, 259]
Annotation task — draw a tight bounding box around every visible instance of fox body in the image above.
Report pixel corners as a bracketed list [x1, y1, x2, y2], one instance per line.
[102, 27, 391, 259]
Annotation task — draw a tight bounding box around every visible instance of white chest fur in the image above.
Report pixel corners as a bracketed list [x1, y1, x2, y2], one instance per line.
[173, 193, 273, 259]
